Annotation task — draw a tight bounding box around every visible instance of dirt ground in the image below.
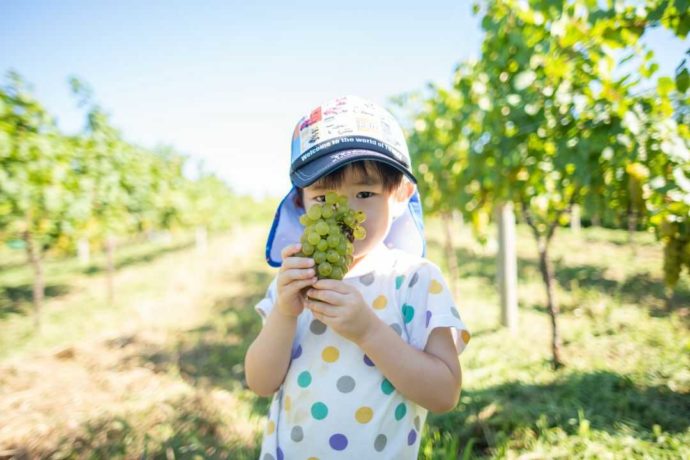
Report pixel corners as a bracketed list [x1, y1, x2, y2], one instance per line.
[0, 228, 269, 459]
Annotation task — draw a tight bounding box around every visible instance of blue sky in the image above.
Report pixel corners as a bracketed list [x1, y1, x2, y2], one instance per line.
[1, 1, 687, 198]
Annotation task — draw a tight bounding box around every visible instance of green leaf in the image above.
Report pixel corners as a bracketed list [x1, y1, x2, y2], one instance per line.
[676, 68, 689, 93]
[658, 76, 675, 96]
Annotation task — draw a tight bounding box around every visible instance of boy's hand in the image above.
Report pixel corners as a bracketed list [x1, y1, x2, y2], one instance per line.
[305, 279, 380, 344]
[276, 244, 318, 318]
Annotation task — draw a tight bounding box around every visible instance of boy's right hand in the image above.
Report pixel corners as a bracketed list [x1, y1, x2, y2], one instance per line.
[276, 244, 317, 318]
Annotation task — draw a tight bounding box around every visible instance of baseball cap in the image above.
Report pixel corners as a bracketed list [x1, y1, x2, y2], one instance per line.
[289, 95, 417, 187]
[265, 95, 425, 267]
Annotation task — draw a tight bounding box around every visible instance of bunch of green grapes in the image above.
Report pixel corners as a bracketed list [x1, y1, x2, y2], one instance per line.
[659, 219, 690, 289]
[297, 192, 366, 280]
[663, 235, 690, 288]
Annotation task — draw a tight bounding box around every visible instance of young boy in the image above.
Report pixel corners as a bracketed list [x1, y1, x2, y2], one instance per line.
[244, 95, 470, 459]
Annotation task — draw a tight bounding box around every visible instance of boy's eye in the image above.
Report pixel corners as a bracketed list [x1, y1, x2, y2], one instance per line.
[313, 195, 326, 203]
[356, 191, 375, 199]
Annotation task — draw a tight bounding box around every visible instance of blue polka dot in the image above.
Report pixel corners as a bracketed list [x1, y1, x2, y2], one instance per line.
[329, 433, 348, 450]
[426, 310, 432, 327]
[291, 344, 302, 360]
[363, 354, 375, 367]
[407, 429, 417, 445]
[277, 447, 284, 460]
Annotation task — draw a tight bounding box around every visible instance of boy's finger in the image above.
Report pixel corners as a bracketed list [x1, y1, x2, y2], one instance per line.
[281, 256, 315, 270]
[306, 299, 338, 318]
[280, 268, 316, 284]
[285, 276, 318, 293]
[306, 288, 346, 305]
[313, 279, 351, 294]
[280, 243, 303, 260]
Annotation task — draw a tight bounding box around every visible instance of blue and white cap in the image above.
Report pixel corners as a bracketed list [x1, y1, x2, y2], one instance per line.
[289, 95, 417, 187]
[266, 95, 425, 267]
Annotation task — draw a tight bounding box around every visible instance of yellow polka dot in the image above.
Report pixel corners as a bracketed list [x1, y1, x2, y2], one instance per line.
[373, 295, 388, 309]
[307, 458, 319, 460]
[322, 346, 340, 362]
[284, 395, 291, 411]
[266, 420, 275, 434]
[429, 279, 443, 294]
[461, 329, 471, 344]
[355, 406, 374, 423]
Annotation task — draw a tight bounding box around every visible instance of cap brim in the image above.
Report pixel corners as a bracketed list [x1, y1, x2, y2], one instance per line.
[290, 149, 417, 188]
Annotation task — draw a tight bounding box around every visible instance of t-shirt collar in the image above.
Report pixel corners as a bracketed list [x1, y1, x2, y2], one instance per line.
[344, 242, 393, 279]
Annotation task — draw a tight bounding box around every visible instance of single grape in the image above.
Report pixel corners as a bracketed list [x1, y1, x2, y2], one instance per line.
[327, 234, 340, 248]
[317, 239, 329, 252]
[353, 226, 366, 240]
[308, 232, 321, 245]
[325, 191, 338, 204]
[354, 211, 366, 223]
[313, 251, 327, 264]
[322, 206, 334, 218]
[299, 214, 311, 226]
[331, 266, 344, 280]
[318, 261, 333, 277]
[302, 242, 315, 256]
[326, 249, 340, 264]
[307, 205, 322, 220]
[315, 220, 329, 235]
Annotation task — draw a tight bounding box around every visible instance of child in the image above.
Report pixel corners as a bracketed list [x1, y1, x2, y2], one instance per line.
[244, 95, 470, 459]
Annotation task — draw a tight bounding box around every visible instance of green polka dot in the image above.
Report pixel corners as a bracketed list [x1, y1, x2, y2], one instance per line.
[381, 378, 395, 395]
[298, 371, 312, 388]
[311, 402, 328, 420]
[395, 275, 405, 289]
[395, 402, 407, 420]
[402, 304, 415, 324]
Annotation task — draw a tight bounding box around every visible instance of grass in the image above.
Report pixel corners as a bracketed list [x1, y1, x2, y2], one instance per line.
[0, 232, 199, 359]
[1, 218, 689, 459]
[420, 220, 690, 459]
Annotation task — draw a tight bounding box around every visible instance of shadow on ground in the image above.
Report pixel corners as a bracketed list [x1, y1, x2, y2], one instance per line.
[131, 268, 273, 416]
[427, 370, 690, 457]
[0, 284, 70, 320]
[426, 240, 690, 315]
[9, 395, 261, 460]
[6, 267, 273, 460]
[82, 239, 195, 276]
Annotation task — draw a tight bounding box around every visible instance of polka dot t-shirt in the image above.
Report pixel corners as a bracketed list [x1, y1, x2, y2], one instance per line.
[254, 243, 470, 459]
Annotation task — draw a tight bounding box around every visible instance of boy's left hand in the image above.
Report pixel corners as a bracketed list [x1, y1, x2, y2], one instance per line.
[306, 280, 379, 345]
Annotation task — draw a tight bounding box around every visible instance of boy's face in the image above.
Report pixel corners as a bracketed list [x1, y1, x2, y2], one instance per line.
[302, 165, 413, 267]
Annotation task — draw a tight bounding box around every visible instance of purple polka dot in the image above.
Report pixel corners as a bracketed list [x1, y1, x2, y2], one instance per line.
[277, 447, 284, 460]
[329, 433, 348, 450]
[363, 354, 374, 367]
[291, 344, 302, 360]
[408, 429, 417, 445]
[425, 310, 432, 327]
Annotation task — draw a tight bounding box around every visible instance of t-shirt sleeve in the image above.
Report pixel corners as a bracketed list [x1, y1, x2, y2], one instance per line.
[254, 276, 278, 326]
[403, 262, 470, 355]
